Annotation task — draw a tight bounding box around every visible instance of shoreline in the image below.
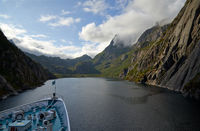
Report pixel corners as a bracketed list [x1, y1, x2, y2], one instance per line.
[0, 82, 45, 101]
[1, 76, 199, 101]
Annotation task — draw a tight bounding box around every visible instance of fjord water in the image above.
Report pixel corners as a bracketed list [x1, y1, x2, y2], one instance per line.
[0, 78, 200, 131]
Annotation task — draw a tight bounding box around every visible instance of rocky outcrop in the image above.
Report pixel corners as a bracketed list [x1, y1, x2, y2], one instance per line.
[0, 30, 55, 99]
[136, 24, 169, 48]
[117, 24, 169, 79]
[126, 0, 200, 99]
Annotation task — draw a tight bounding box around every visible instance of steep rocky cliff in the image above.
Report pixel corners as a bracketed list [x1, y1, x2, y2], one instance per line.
[136, 24, 169, 48]
[0, 30, 55, 99]
[126, 0, 200, 99]
[117, 24, 169, 78]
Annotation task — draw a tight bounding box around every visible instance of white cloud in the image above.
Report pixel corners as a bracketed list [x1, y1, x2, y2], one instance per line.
[15, 35, 81, 58]
[75, 18, 81, 23]
[82, 0, 108, 15]
[0, 22, 83, 58]
[49, 17, 81, 27]
[79, 23, 112, 44]
[39, 15, 57, 22]
[76, 2, 82, 6]
[39, 13, 80, 27]
[115, 0, 129, 10]
[61, 10, 71, 15]
[79, 0, 186, 47]
[61, 39, 67, 43]
[80, 42, 108, 57]
[0, 22, 98, 58]
[61, 40, 74, 45]
[30, 34, 47, 38]
[0, 23, 26, 38]
[63, 42, 107, 58]
[0, 14, 10, 19]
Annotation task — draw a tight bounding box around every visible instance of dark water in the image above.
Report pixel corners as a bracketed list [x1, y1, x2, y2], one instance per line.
[0, 78, 200, 131]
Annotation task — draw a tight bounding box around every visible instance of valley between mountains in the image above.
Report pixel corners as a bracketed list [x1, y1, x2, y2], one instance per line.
[0, 0, 199, 100]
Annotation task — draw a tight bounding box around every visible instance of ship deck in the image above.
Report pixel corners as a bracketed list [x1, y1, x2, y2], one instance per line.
[0, 97, 70, 131]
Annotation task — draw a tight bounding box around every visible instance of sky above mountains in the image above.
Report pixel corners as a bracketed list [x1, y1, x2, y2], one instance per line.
[0, 0, 186, 58]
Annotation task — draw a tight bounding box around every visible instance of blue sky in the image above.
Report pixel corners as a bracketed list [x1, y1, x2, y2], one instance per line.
[0, 0, 185, 58]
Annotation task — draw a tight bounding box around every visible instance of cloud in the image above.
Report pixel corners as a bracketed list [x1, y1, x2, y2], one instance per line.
[39, 15, 57, 22]
[15, 36, 81, 58]
[0, 23, 26, 38]
[76, 2, 82, 7]
[116, 0, 129, 8]
[0, 14, 10, 19]
[82, 0, 108, 15]
[79, 0, 186, 47]
[79, 23, 112, 44]
[61, 10, 71, 15]
[30, 34, 47, 38]
[61, 39, 74, 45]
[61, 39, 67, 43]
[0, 22, 99, 58]
[79, 42, 108, 57]
[39, 13, 80, 27]
[49, 17, 81, 27]
[0, 22, 83, 58]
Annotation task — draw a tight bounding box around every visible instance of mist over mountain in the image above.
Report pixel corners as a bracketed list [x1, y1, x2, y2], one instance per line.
[93, 35, 131, 65]
[93, 24, 169, 78]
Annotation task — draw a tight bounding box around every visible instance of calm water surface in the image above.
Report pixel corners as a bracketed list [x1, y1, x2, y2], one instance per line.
[0, 78, 200, 131]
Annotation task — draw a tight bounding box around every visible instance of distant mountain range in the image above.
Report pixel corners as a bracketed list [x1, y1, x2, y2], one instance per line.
[25, 34, 131, 77]
[25, 53, 99, 76]
[1, 0, 199, 100]
[0, 30, 55, 99]
[26, 24, 169, 78]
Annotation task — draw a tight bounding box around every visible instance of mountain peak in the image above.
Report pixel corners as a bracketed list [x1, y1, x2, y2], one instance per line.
[75, 54, 92, 61]
[93, 35, 130, 65]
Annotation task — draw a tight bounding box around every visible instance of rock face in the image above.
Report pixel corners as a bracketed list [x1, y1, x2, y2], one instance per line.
[136, 24, 169, 48]
[117, 24, 169, 79]
[0, 30, 55, 99]
[126, 0, 200, 99]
